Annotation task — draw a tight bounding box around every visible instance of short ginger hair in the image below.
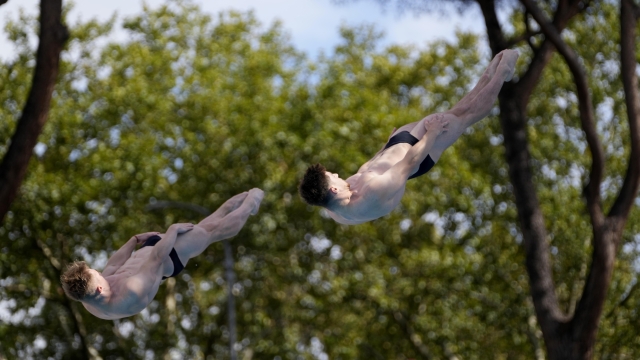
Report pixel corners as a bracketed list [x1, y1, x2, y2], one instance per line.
[60, 261, 93, 301]
[299, 163, 331, 206]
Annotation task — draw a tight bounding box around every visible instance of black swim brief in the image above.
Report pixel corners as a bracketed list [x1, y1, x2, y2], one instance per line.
[383, 131, 435, 179]
[141, 235, 185, 280]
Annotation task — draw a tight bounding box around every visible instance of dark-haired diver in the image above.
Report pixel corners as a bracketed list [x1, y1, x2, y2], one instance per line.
[299, 50, 519, 224]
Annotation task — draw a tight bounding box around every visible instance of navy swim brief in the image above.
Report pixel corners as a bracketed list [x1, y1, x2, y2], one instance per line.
[383, 131, 435, 179]
[141, 235, 185, 279]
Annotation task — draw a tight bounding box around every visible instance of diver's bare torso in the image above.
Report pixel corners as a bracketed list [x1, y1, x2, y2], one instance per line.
[330, 140, 414, 224]
[83, 236, 174, 320]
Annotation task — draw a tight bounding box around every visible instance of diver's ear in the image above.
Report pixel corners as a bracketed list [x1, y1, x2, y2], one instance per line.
[96, 286, 103, 294]
[329, 187, 338, 194]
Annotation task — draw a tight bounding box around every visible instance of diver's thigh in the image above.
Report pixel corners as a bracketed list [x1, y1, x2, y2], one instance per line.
[172, 225, 211, 266]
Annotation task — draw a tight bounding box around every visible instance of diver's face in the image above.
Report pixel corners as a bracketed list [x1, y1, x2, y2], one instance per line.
[326, 172, 350, 192]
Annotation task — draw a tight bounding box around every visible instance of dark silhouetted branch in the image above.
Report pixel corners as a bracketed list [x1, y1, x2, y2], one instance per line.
[477, 0, 587, 354]
[520, 0, 604, 226]
[476, 0, 507, 54]
[0, 0, 69, 223]
[514, 0, 585, 103]
[505, 29, 542, 49]
[66, 300, 101, 360]
[478, 0, 565, 345]
[517, 9, 539, 51]
[520, 0, 639, 354]
[609, 0, 640, 222]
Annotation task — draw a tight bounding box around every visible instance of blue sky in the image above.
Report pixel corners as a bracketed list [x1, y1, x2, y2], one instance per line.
[0, 0, 486, 60]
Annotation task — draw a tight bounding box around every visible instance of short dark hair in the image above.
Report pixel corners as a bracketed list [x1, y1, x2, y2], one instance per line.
[60, 261, 92, 301]
[299, 163, 331, 206]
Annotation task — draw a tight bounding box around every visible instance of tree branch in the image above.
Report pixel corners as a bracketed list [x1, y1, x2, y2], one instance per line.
[0, 0, 69, 223]
[505, 29, 542, 49]
[520, 0, 639, 352]
[66, 300, 101, 360]
[36, 238, 62, 270]
[516, 9, 539, 51]
[392, 311, 433, 359]
[520, 0, 605, 225]
[480, 0, 565, 341]
[609, 0, 640, 222]
[476, 0, 507, 54]
[633, 1, 640, 20]
[571, 0, 640, 346]
[605, 280, 639, 319]
[516, 0, 586, 103]
[478, 0, 587, 348]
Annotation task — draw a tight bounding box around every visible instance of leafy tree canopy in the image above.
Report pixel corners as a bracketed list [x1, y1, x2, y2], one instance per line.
[0, 0, 638, 358]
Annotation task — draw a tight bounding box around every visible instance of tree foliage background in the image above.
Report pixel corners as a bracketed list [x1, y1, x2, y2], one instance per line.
[0, 0, 638, 359]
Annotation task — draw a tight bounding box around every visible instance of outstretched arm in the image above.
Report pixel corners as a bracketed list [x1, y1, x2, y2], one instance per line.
[101, 232, 160, 276]
[102, 236, 138, 276]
